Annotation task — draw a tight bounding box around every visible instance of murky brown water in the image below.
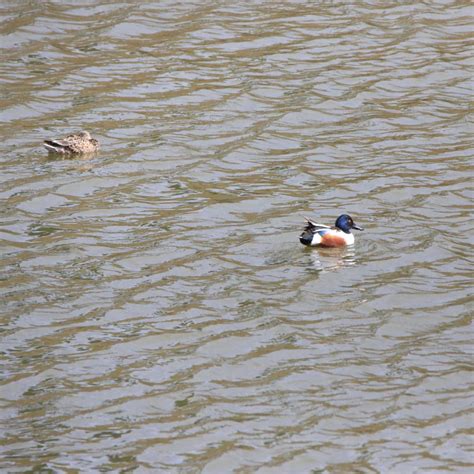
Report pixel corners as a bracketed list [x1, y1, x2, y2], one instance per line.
[1, 1, 473, 472]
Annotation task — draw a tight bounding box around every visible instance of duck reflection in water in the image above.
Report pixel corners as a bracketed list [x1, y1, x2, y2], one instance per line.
[307, 245, 357, 272]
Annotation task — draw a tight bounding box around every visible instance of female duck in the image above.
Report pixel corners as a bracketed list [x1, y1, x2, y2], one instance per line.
[300, 214, 363, 247]
[43, 131, 99, 155]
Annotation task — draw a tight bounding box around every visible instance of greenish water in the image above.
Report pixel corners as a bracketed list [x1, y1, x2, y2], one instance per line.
[0, 1, 472, 472]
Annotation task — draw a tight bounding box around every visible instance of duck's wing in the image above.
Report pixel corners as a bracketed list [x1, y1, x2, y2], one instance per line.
[43, 138, 73, 153]
[43, 134, 83, 153]
[300, 217, 332, 246]
[303, 217, 331, 233]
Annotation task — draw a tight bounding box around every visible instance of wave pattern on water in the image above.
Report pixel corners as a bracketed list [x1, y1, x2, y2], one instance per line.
[0, 1, 472, 472]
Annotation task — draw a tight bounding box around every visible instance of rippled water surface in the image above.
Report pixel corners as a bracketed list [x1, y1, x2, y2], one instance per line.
[1, 1, 473, 472]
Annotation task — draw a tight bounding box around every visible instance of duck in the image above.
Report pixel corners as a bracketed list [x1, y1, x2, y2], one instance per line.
[43, 131, 99, 154]
[300, 214, 363, 247]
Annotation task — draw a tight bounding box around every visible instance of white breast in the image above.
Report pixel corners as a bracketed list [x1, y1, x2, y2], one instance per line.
[344, 232, 355, 245]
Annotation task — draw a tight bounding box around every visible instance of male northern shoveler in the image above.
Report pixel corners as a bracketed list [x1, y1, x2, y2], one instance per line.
[299, 214, 364, 247]
[43, 131, 99, 154]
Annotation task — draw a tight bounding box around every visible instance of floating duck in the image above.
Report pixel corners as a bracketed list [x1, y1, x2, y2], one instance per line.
[43, 131, 99, 154]
[300, 214, 363, 247]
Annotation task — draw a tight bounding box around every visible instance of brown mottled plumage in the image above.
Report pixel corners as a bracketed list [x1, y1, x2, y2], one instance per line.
[43, 131, 99, 154]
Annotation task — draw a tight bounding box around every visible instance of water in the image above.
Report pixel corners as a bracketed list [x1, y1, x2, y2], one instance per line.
[1, 1, 472, 472]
